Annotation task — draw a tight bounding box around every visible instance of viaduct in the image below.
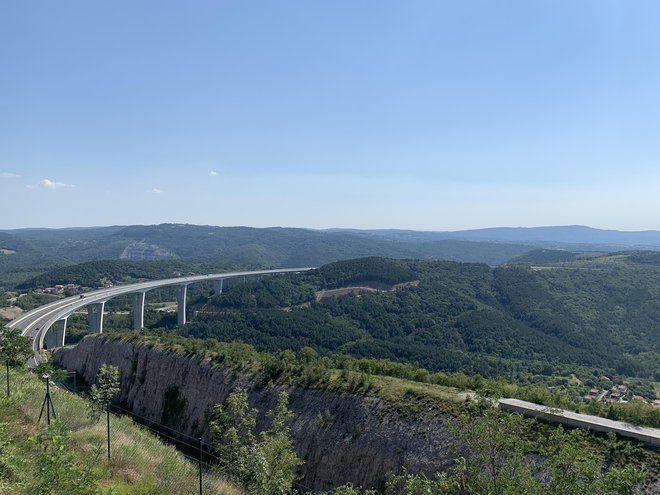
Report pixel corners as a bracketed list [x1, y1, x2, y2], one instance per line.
[8, 268, 314, 361]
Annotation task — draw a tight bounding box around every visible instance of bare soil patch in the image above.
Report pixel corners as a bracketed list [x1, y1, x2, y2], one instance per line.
[0, 306, 23, 321]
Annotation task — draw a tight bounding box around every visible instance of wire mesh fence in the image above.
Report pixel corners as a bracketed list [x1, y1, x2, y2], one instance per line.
[0, 365, 244, 495]
[105, 402, 320, 494]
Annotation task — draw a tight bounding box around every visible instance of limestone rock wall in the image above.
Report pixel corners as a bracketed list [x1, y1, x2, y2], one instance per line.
[53, 336, 457, 490]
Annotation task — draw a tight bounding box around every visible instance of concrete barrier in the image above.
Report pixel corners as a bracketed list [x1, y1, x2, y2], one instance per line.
[499, 398, 660, 448]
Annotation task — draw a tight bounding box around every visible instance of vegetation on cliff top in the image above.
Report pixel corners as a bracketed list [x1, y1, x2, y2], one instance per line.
[93, 332, 656, 494]
[176, 256, 659, 397]
[107, 330, 660, 428]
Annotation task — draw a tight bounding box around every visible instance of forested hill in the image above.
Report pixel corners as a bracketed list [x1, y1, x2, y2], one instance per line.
[180, 255, 660, 394]
[9, 223, 660, 288]
[0, 224, 533, 287]
[15, 259, 243, 290]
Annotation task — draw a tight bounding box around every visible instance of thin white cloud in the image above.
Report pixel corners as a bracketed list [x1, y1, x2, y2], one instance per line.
[28, 178, 75, 189]
[151, 188, 165, 194]
[0, 172, 20, 179]
[209, 170, 218, 176]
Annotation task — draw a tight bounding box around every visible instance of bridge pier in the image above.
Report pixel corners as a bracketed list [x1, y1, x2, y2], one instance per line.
[213, 279, 224, 295]
[176, 285, 188, 326]
[44, 318, 67, 349]
[11, 268, 313, 358]
[132, 292, 146, 330]
[88, 302, 105, 333]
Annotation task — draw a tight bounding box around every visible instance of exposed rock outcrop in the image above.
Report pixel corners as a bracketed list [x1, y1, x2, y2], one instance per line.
[53, 336, 458, 490]
[120, 240, 176, 260]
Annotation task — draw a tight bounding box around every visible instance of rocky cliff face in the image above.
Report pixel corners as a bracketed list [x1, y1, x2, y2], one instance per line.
[53, 336, 458, 490]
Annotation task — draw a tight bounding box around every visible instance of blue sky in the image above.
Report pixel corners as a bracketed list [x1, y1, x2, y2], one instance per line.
[2, 1, 660, 230]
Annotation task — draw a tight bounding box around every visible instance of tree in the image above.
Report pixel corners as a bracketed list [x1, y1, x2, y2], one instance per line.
[543, 427, 647, 495]
[298, 346, 318, 365]
[254, 391, 302, 495]
[210, 388, 302, 495]
[87, 364, 120, 422]
[0, 326, 32, 397]
[0, 326, 32, 367]
[210, 387, 257, 483]
[450, 406, 646, 495]
[453, 405, 541, 495]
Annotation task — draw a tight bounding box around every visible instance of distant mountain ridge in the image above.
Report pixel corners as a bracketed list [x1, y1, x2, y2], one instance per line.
[0, 224, 532, 287]
[325, 225, 660, 249]
[3, 223, 660, 288]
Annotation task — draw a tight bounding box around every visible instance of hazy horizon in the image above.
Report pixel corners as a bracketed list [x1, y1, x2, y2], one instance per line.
[4, 222, 660, 235]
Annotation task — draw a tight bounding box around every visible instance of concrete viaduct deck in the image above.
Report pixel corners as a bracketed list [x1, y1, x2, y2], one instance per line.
[8, 268, 314, 362]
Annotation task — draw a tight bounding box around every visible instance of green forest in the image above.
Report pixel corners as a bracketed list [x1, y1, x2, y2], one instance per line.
[15, 259, 243, 290]
[15, 253, 660, 404]
[170, 255, 659, 399]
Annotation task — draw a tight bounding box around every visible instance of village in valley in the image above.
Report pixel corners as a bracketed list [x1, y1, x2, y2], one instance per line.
[582, 376, 660, 409]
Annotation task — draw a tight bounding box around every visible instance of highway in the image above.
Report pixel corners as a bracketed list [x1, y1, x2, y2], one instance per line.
[8, 268, 314, 362]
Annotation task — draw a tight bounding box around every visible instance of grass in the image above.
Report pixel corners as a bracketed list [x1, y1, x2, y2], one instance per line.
[369, 374, 464, 415]
[0, 366, 244, 495]
[316, 369, 465, 418]
[372, 374, 460, 400]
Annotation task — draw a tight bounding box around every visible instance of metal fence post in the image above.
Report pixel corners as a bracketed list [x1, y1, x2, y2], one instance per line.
[198, 437, 203, 495]
[106, 401, 111, 460]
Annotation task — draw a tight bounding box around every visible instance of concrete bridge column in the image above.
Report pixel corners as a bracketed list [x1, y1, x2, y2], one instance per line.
[176, 285, 188, 326]
[44, 318, 67, 349]
[132, 292, 146, 330]
[54, 317, 67, 347]
[213, 279, 224, 295]
[88, 302, 105, 333]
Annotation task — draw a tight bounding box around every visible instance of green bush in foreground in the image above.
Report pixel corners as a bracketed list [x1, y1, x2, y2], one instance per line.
[25, 421, 101, 495]
[87, 364, 120, 422]
[211, 388, 302, 495]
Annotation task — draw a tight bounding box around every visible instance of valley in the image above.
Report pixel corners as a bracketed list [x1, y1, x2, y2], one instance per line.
[2, 227, 660, 493]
